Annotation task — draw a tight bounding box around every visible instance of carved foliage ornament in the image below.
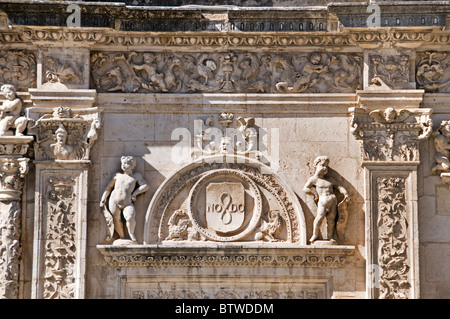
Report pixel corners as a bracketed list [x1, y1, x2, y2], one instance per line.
[44, 177, 76, 299]
[377, 177, 410, 299]
[369, 54, 412, 89]
[29, 106, 101, 161]
[0, 50, 36, 90]
[91, 51, 362, 94]
[416, 51, 450, 93]
[350, 108, 432, 162]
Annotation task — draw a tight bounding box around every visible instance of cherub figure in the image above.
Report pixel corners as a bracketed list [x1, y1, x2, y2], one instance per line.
[100, 156, 149, 243]
[0, 84, 27, 136]
[303, 156, 350, 243]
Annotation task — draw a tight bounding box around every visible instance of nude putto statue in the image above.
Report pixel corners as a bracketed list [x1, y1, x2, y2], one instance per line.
[100, 156, 149, 244]
[303, 156, 350, 244]
[0, 84, 27, 136]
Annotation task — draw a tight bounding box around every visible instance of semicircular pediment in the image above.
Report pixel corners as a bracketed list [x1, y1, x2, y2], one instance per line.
[143, 155, 306, 245]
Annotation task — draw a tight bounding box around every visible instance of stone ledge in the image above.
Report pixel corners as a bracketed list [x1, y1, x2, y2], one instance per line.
[96, 244, 355, 268]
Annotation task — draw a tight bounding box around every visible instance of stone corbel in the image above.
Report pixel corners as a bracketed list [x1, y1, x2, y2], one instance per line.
[350, 90, 431, 299]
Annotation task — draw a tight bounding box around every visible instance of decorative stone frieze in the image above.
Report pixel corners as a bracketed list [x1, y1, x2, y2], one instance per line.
[91, 51, 362, 94]
[97, 244, 355, 268]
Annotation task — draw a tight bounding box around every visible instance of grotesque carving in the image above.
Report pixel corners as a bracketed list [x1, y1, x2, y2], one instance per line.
[100, 156, 149, 244]
[194, 112, 258, 159]
[29, 106, 101, 161]
[44, 177, 76, 299]
[303, 156, 350, 244]
[431, 120, 450, 175]
[44, 57, 82, 85]
[165, 209, 199, 241]
[0, 50, 36, 90]
[416, 51, 450, 92]
[350, 107, 432, 162]
[369, 54, 411, 89]
[0, 84, 27, 136]
[91, 51, 362, 94]
[376, 177, 410, 299]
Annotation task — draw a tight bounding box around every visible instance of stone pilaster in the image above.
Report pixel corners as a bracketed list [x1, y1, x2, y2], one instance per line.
[350, 90, 432, 299]
[28, 88, 101, 299]
[0, 136, 33, 299]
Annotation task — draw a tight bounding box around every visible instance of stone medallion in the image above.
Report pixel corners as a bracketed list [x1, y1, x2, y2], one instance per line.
[188, 169, 262, 242]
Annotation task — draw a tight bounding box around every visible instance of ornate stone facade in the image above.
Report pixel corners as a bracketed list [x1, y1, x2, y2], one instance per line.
[0, 0, 450, 300]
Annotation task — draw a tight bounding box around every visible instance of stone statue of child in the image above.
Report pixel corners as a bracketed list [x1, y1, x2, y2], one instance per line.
[0, 84, 27, 136]
[303, 156, 350, 244]
[100, 156, 149, 243]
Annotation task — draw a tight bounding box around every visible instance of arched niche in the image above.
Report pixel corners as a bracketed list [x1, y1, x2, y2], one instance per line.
[143, 155, 306, 245]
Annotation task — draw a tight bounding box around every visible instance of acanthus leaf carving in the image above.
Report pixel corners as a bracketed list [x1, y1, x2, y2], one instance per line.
[376, 177, 410, 299]
[28, 106, 102, 161]
[44, 177, 77, 299]
[350, 106, 432, 162]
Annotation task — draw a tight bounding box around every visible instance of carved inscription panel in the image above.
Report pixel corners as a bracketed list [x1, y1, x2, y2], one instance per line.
[122, 275, 331, 299]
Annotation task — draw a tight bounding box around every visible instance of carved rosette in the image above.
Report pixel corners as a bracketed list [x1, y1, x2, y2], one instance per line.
[0, 136, 32, 299]
[376, 177, 410, 299]
[350, 106, 432, 163]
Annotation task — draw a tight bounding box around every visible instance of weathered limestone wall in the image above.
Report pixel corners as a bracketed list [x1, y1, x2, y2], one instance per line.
[2, 0, 450, 299]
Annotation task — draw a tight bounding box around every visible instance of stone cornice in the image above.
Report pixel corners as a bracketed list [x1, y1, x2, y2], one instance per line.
[4, 25, 450, 49]
[96, 244, 355, 268]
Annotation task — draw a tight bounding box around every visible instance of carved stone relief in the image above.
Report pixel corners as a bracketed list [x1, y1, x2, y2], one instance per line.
[431, 120, 450, 175]
[144, 155, 306, 245]
[28, 106, 101, 161]
[376, 177, 410, 299]
[369, 54, 412, 89]
[416, 51, 450, 92]
[0, 50, 36, 90]
[350, 107, 432, 162]
[43, 56, 83, 86]
[91, 51, 362, 94]
[44, 177, 77, 299]
[193, 112, 259, 160]
[0, 153, 29, 299]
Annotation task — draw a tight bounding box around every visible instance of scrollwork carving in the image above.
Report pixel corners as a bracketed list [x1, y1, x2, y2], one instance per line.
[350, 107, 432, 162]
[377, 177, 410, 299]
[0, 50, 36, 90]
[44, 177, 76, 299]
[91, 51, 362, 94]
